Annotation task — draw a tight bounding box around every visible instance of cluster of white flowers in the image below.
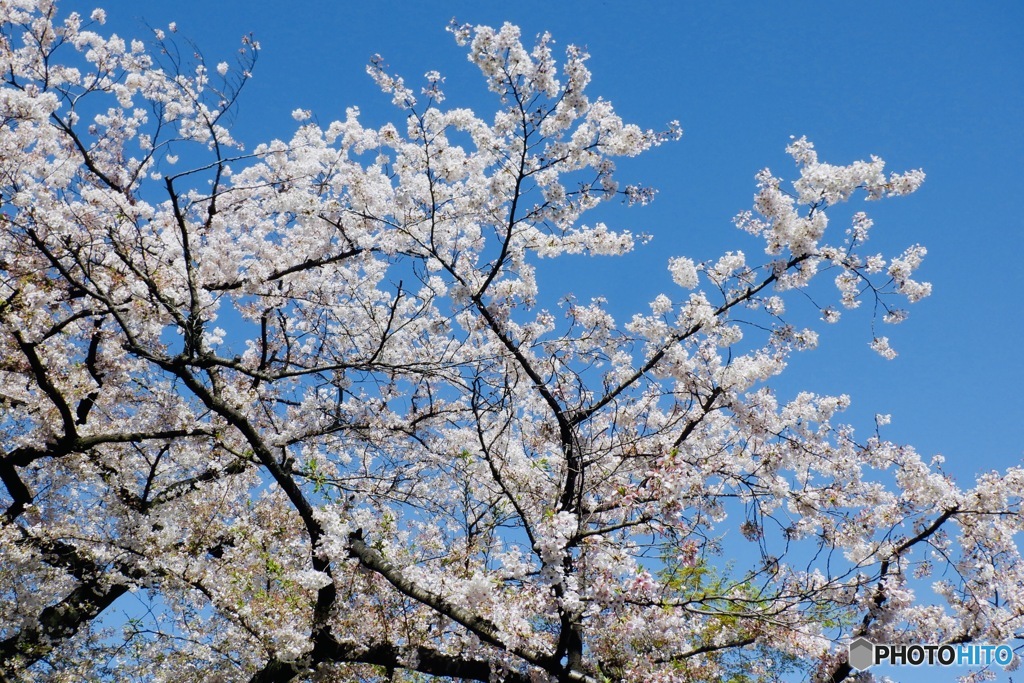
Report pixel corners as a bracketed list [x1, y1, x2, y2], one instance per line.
[668, 255, 699, 289]
[888, 244, 933, 302]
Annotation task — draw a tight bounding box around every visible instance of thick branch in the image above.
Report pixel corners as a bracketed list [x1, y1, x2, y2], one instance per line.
[0, 530, 147, 676]
[0, 580, 129, 675]
[347, 531, 555, 670]
[250, 639, 536, 683]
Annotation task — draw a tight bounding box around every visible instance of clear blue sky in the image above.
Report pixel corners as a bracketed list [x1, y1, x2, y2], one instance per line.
[84, 1, 1023, 680]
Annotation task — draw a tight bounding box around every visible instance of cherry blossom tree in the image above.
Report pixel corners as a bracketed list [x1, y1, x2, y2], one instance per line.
[1, 2, 1022, 682]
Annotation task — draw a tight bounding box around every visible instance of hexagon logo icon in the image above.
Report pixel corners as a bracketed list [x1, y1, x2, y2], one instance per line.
[848, 637, 875, 671]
